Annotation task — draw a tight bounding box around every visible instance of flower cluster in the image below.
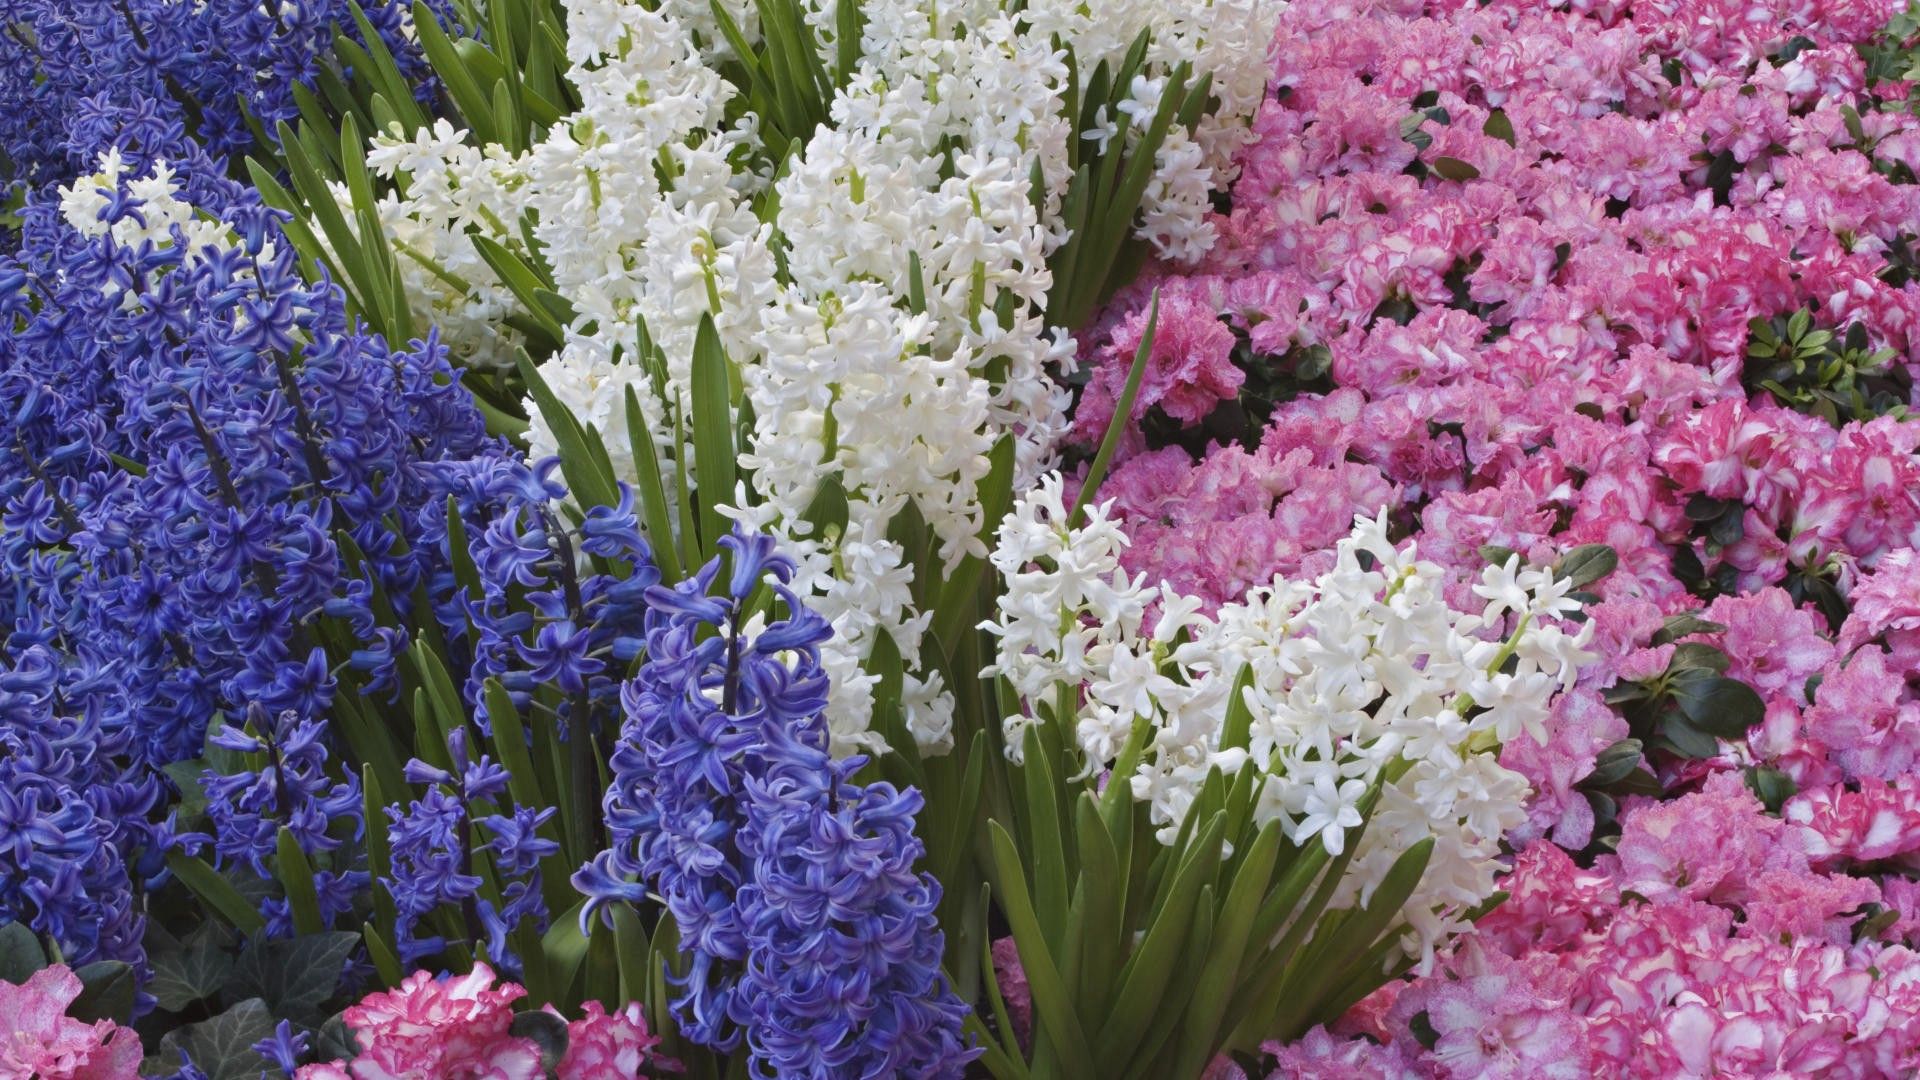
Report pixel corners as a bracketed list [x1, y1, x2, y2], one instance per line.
[985, 477, 1591, 963]
[385, 730, 559, 974]
[197, 703, 368, 938]
[575, 531, 975, 1077]
[344, 0, 1280, 758]
[0, 0, 448, 188]
[0, 965, 143, 1080]
[0, 134, 495, 973]
[292, 963, 675, 1080]
[1066, 0, 1920, 1068]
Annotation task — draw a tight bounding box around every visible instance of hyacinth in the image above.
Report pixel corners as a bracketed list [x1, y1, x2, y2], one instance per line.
[343, 0, 1282, 758]
[575, 530, 975, 1078]
[0, 127, 510, 975]
[384, 729, 559, 974]
[984, 475, 1593, 962]
[191, 701, 368, 936]
[0, 0, 451, 188]
[0, 965, 143, 1080]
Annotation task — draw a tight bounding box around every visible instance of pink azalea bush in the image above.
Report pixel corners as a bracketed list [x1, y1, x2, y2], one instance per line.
[1073, 0, 1920, 1072]
[296, 963, 674, 1080]
[0, 965, 141, 1080]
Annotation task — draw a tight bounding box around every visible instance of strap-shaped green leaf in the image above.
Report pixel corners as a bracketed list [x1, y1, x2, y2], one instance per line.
[1094, 812, 1226, 1072]
[988, 822, 1096, 1077]
[1020, 726, 1074, 942]
[690, 315, 737, 561]
[517, 348, 623, 514]
[414, 0, 498, 145]
[165, 853, 267, 936]
[624, 383, 684, 583]
[1071, 291, 1158, 523]
[1170, 819, 1284, 1075]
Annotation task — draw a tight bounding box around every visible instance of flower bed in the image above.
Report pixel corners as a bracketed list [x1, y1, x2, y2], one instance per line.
[5, 0, 1920, 1076]
[1073, 0, 1920, 1073]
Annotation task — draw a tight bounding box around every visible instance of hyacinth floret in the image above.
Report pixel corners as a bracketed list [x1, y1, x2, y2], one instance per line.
[192, 700, 368, 936]
[386, 728, 560, 975]
[575, 528, 976, 1079]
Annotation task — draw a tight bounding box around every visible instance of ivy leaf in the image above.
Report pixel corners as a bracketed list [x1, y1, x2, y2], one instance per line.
[226, 932, 358, 1027]
[510, 1010, 570, 1070]
[153, 999, 278, 1080]
[1669, 669, 1766, 739]
[0, 922, 46, 985]
[149, 927, 238, 1013]
[1553, 544, 1618, 589]
[315, 1013, 360, 1061]
[68, 961, 136, 1026]
[1431, 156, 1480, 181]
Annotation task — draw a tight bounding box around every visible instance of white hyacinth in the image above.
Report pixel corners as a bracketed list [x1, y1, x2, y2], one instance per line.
[330, 0, 1275, 756]
[983, 475, 1596, 968]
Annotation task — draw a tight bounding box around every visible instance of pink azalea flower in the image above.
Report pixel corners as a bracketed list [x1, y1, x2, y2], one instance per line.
[0, 966, 141, 1080]
[555, 1001, 677, 1079]
[307, 964, 543, 1080]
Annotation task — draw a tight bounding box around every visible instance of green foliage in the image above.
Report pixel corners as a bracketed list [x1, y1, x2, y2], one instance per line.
[1745, 309, 1909, 426]
[1047, 35, 1215, 330]
[1604, 640, 1766, 760]
[148, 999, 280, 1080]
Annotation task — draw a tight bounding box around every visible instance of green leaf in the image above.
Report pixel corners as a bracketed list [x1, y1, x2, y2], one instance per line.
[1659, 713, 1721, 759]
[227, 932, 359, 1028]
[475, 235, 564, 342]
[1651, 612, 1725, 646]
[1669, 669, 1766, 738]
[1020, 726, 1073, 943]
[1477, 544, 1518, 567]
[1582, 739, 1644, 788]
[1744, 765, 1797, 813]
[414, 1, 498, 145]
[518, 349, 623, 514]
[148, 931, 237, 1013]
[0, 922, 47, 985]
[690, 314, 737, 561]
[1553, 544, 1618, 588]
[1483, 108, 1516, 145]
[988, 822, 1097, 1077]
[1096, 813, 1226, 1072]
[166, 853, 268, 936]
[1666, 641, 1732, 673]
[1171, 820, 1284, 1075]
[68, 961, 135, 1026]
[1071, 291, 1158, 524]
[154, 999, 278, 1080]
[1431, 156, 1481, 181]
[1217, 665, 1258, 755]
[275, 829, 326, 936]
[1283, 837, 1434, 1034]
[511, 1010, 571, 1070]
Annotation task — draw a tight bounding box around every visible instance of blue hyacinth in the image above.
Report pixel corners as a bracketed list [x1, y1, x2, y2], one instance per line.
[576, 530, 977, 1080]
[385, 727, 559, 975]
[0, 0, 454, 190]
[0, 121, 502, 975]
